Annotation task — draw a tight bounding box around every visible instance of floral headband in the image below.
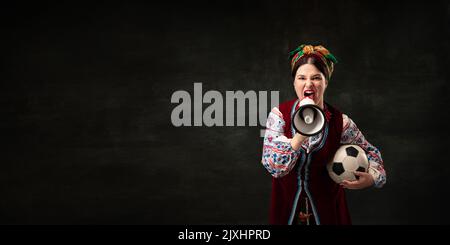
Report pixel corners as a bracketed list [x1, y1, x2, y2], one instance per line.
[289, 44, 338, 80]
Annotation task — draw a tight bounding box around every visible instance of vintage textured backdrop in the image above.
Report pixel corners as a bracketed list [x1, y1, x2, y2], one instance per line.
[2, 0, 449, 224]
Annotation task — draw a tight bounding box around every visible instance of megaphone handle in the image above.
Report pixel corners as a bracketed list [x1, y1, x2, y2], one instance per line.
[290, 133, 308, 151]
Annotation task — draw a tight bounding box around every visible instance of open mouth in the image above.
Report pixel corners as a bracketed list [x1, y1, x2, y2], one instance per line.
[303, 89, 315, 99]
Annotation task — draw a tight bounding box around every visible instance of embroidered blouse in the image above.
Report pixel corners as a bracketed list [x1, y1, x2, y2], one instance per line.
[261, 104, 386, 188]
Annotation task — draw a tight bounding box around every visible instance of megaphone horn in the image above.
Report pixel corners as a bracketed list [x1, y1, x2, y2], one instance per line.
[292, 98, 326, 136]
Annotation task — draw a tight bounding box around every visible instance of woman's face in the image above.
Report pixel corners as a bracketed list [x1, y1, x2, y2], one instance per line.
[293, 63, 328, 109]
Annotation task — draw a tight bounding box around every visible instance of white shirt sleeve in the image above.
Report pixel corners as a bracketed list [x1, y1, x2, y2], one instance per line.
[341, 114, 387, 188]
[261, 107, 303, 178]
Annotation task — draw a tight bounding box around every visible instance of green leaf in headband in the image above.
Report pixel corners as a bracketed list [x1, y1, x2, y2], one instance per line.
[325, 53, 338, 64]
[288, 44, 305, 59]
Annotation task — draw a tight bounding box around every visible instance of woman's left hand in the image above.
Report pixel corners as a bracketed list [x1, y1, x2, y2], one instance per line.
[340, 171, 374, 189]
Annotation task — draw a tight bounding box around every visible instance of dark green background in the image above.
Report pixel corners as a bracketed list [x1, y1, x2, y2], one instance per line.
[2, 0, 449, 224]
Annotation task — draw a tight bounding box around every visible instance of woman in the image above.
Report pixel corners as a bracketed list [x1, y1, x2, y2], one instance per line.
[261, 44, 386, 225]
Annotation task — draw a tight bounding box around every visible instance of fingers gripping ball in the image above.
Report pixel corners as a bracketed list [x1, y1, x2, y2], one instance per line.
[327, 145, 369, 183]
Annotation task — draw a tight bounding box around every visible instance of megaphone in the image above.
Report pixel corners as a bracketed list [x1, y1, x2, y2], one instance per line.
[292, 98, 326, 136]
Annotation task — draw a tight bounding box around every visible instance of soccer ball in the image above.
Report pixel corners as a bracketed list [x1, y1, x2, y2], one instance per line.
[327, 144, 369, 184]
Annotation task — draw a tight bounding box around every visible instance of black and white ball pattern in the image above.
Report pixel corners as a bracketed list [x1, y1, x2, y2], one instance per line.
[327, 145, 369, 183]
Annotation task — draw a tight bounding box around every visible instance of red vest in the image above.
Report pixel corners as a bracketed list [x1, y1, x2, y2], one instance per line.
[269, 99, 351, 225]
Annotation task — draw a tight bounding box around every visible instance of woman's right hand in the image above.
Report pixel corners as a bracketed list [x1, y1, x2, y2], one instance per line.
[290, 133, 309, 151]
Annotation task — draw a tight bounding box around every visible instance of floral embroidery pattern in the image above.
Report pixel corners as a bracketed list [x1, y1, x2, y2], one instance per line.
[262, 108, 386, 188]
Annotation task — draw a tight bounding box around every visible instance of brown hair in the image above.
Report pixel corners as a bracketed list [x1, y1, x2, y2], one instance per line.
[291, 54, 329, 80]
